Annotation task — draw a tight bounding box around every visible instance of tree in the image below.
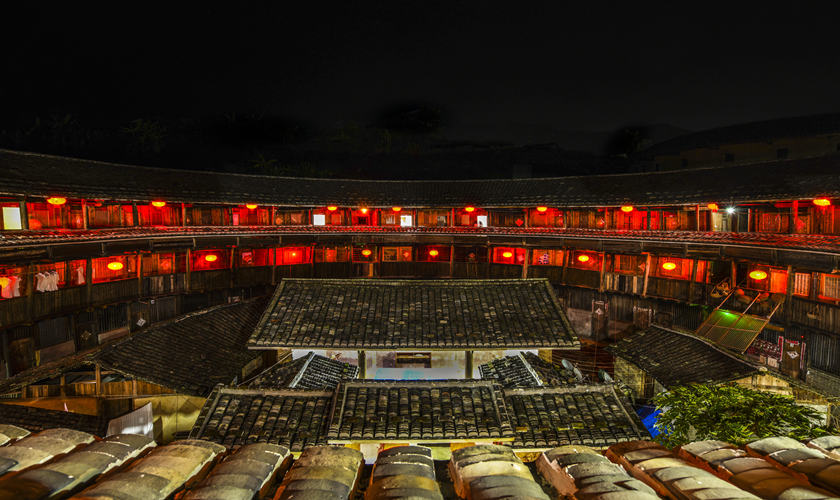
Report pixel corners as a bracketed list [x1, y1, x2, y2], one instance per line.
[653, 383, 828, 448]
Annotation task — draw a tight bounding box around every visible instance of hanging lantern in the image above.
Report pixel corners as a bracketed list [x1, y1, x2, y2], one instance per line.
[814, 198, 831, 207]
[245, 203, 258, 210]
[464, 206, 476, 213]
[0, 277, 10, 289]
[392, 207, 402, 212]
[577, 254, 590, 263]
[536, 206, 548, 213]
[327, 206, 338, 211]
[47, 197, 67, 205]
[620, 205, 634, 213]
[360, 208, 368, 214]
[502, 251, 513, 258]
[151, 201, 166, 208]
[403, 251, 411, 259]
[290, 251, 297, 257]
[361, 249, 372, 257]
[429, 249, 439, 257]
[749, 270, 768, 280]
[204, 254, 218, 262]
[107, 262, 124, 271]
[707, 203, 719, 211]
[661, 262, 677, 271]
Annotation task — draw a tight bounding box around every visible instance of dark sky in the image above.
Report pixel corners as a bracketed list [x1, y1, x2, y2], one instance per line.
[5, 3, 840, 141]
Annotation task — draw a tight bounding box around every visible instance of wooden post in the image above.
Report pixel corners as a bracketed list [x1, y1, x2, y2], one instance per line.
[449, 244, 455, 278]
[137, 254, 143, 296]
[60, 374, 66, 397]
[641, 253, 652, 297]
[561, 246, 570, 285]
[181, 203, 187, 226]
[695, 205, 701, 231]
[131, 203, 139, 227]
[271, 246, 277, 285]
[357, 350, 366, 379]
[25, 264, 34, 319]
[784, 265, 795, 326]
[81, 200, 88, 229]
[688, 259, 698, 302]
[270, 206, 277, 226]
[2, 332, 10, 378]
[465, 350, 474, 379]
[230, 247, 237, 289]
[790, 200, 799, 234]
[95, 364, 102, 396]
[18, 199, 29, 230]
[731, 260, 738, 289]
[522, 247, 530, 279]
[646, 210, 651, 230]
[85, 258, 93, 304]
[598, 253, 608, 292]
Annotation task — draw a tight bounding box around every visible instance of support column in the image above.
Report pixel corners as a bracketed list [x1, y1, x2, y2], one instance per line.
[641, 253, 651, 297]
[81, 200, 88, 229]
[185, 248, 192, 292]
[131, 203, 139, 227]
[85, 258, 93, 304]
[598, 253, 608, 292]
[790, 200, 799, 234]
[357, 350, 366, 379]
[181, 203, 187, 226]
[18, 199, 29, 230]
[449, 244, 455, 278]
[465, 350, 474, 379]
[521, 246, 530, 279]
[784, 265, 795, 326]
[95, 364, 102, 396]
[137, 254, 143, 296]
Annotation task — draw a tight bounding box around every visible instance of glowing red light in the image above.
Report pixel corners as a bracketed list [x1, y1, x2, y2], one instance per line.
[392, 207, 402, 212]
[502, 251, 513, 258]
[620, 205, 634, 213]
[749, 270, 768, 280]
[327, 206, 338, 211]
[464, 206, 476, 213]
[360, 208, 368, 214]
[47, 197, 67, 205]
[204, 254, 218, 262]
[577, 254, 590, 263]
[707, 203, 719, 211]
[107, 262, 124, 271]
[151, 201, 166, 208]
[814, 198, 831, 207]
[361, 249, 372, 257]
[429, 249, 439, 257]
[661, 262, 677, 271]
[0, 277, 10, 289]
[245, 203, 258, 210]
[403, 251, 411, 259]
[536, 206, 548, 213]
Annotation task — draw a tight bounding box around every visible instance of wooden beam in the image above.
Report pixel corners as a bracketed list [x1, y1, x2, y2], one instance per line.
[185, 248, 192, 292]
[95, 364, 102, 396]
[790, 200, 798, 234]
[60, 375, 66, 397]
[357, 350, 366, 379]
[81, 200, 88, 229]
[465, 350, 474, 379]
[522, 246, 530, 279]
[18, 198, 29, 230]
[641, 253, 652, 297]
[449, 244, 455, 278]
[598, 253, 608, 292]
[784, 265, 795, 326]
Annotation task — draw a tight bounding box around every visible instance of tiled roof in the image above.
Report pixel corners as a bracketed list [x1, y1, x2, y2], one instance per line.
[190, 386, 332, 452]
[95, 298, 268, 396]
[2, 148, 840, 207]
[246, 352, 359, 390]
[606, 326, 759, 388]
[479, 352, 577, 388]
[0, 403, 107, 436]
[327, 380, 514, 443]
[249, 279, 578, 350]
[504, 385, 648, 449]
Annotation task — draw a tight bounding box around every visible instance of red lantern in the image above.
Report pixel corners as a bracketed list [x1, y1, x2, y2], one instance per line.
[814, 198, 831, 207]
[536, 206, 548, 213]
[577, 254, 590, 263]
[47, 197, 67, 205]
[107, 262, 124, 271]
[151, 201, 166, 208]
[620, 205, 634, 213]
[707, 203, 719, 211]
[361, 249, 372, 257]
[502, 251, 513, 258]
[429, 249, 439, 257]
[245, 203, 258, 210]
[204, 254, 218, 263]
[327, 206, 338, 211]
[749, 270, 767, 280]
[392, 207, 402, 212]
[464, 206, 476, 213]
[661, 262, 677, 271]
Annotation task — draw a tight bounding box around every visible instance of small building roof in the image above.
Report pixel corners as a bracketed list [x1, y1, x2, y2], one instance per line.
[249, 279, 578, 350]
[245, 351, 359, 390]
[326, 380, 514, 443]
[190, 386, 332, 452]
[605, 326, 759, 388]
[479, 352, 578, 388]
[503, 385, 648, 449]
[0, 403, 107, 436]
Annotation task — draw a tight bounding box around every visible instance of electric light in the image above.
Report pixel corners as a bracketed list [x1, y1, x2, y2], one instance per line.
[620, 205, 634, 213]
[502, 251, 513, 258]
[577, 254, 590, 263]
[291, 252, 297, 257]
[403, 251, 411, 259]
[392, 207, 402, 212]
[464, 206, 476, 213]
[151, 201, 166, 208]
[814, 198, 831, 207]
[707, 203, 719, 211]
[245, 203, 258, 210]
[749, 270, 768, 280]
[47, 197, 67, 205]
[661, 262, 677, 271]
[327, 206, 338, 211]
[360, 208, 368, 214]
[107, 262, 124, 271]
[0, 277, 10, 288]
[361, 249, 372, 257]
[429, 249, 439, 257]
[204, 254, 218, 262]
[725, 206, 736, 214]
[536, 206, 548, 213]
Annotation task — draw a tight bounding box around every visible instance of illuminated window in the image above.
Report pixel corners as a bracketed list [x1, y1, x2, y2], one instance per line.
[570, 251, 602, 270]
[531, 249, 563, 266]
[653, 257, 691, 280]
[273, 209, 306, 225]
[492, 247, 526, 264]
[418, 246, 450, 262]
[400, 215, 413, 227]
[1, 206, 22, 230]
[613, 255, 644, 274]
[0, 265, 25, 299]
[233, 206, 270, 226]
[794, 273, 810, 296]
[239, 248, 271, 267]
[821, 274, 840, 301]
[314, 246, 350, 263]
[352, 247, 376, 262]
[191, 250, 228, 271]
[769, 270, 788, 294]
[277, 247, 311, 265]
[312, 213, 326, 226]
[92, 256, 136, 283]
[382, 246, 413, 262]
[416, 210, 449, 227]
[142, 252, 183, 276]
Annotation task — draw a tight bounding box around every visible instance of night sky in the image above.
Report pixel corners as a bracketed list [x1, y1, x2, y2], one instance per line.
[4, 3, 840, 149]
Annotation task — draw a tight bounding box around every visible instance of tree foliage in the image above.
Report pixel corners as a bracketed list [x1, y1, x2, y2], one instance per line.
[653, 383, 828, 448]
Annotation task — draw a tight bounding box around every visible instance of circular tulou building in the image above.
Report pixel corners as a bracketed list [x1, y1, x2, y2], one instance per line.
[1, 146, 840, 498]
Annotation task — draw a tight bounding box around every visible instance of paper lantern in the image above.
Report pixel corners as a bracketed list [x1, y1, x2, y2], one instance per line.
[392, 207, 402, 212]
[429, 249, 439, 257]
[107, 262, 124, 271]
[151, 201, 166, 208]
[707, 203, 719, 211]
[47, 197, 67, 205]
[204, 254, 218, 262]
[814, 198, 831, 207]
[577, 254, 590, 263]
[749, 270, 768, 280]
[464, 206, 476, 213]
[0, 277, 10, 288]
[327, 205, 338, 211]
[620, 205, 634, 213]
[361, 249, 372, 257]
[661, 262, 677, 271]
[502, 251, 513, 258]
[245, 203, 258, 210]
[536, 206, 548, 213]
